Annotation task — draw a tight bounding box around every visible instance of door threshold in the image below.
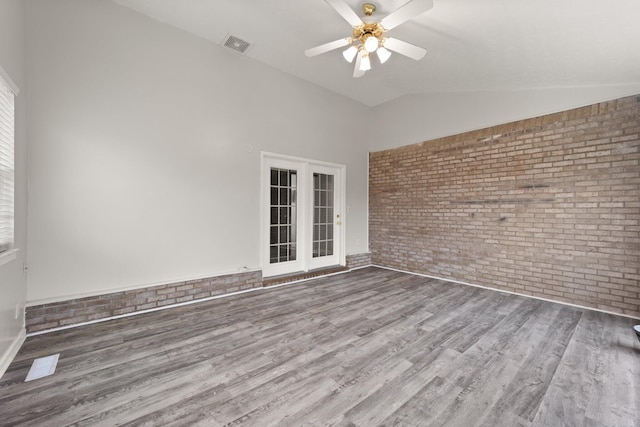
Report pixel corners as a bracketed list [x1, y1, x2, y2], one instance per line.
[262, 265, 349, 287]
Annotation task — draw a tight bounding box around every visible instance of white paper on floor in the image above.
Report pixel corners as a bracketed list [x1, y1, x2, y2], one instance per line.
[25, 353, 60, 382]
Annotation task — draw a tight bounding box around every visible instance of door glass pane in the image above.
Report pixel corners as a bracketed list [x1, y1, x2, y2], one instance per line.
[270, 168, 297, 264]
[280, 188, 288, 205]
[312, 172, 334, 258]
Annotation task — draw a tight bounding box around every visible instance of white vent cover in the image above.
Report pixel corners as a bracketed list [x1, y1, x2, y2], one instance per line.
[25, 354, 60, 382]
[222, 35, 252, 55]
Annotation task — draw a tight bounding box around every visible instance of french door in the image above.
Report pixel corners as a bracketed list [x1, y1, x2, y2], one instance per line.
[262, 153, 344, 277]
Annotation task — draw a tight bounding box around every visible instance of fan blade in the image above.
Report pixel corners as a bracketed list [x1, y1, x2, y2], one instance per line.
[353, 51, 365, 78]
[325, 0, 363, 27]
[383, 38, 426, 60]
[305, 38, 350, 57]
[380, 0, 434, 30]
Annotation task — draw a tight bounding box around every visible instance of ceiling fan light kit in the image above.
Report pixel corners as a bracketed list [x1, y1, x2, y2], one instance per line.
[305, 0, 433, 78]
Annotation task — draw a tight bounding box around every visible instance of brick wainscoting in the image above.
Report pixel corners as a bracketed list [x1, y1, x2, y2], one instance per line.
[26, 271, 262, 333]
[25, 253, 373, 333]
[369, 94, 640, 318]
[346, 252, 372, 269]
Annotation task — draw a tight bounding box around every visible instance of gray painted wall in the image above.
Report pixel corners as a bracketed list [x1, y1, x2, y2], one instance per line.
[25, 0, 371, 303]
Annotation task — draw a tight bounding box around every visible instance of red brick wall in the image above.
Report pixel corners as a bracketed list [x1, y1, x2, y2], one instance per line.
[369, 95, 640, 317]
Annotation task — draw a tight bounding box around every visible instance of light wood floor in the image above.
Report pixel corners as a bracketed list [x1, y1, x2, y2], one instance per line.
[1, 267, 639, 426]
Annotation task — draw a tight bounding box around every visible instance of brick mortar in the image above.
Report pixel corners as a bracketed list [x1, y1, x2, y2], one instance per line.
[26, 271, 263, 333]
[369, 94, 640, 317]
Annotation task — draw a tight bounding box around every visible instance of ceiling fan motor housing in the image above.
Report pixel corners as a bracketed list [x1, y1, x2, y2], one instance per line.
[353, 22, 385, 46]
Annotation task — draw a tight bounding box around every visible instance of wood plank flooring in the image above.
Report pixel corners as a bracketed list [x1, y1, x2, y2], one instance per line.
[1, 267, 639, 426]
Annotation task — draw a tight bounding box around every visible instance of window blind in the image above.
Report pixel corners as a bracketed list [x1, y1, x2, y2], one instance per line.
[0, 73, 15, 254]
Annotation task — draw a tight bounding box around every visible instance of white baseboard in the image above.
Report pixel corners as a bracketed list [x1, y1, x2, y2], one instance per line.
[0, 328, 26, 379]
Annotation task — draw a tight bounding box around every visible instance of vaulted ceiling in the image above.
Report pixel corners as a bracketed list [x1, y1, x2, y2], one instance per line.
[112, 0, 640, 107]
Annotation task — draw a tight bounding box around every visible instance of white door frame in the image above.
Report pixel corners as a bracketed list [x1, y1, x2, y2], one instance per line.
[261, 152, 346, 277]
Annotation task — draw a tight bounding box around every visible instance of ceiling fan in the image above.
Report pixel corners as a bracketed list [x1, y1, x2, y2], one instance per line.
[305, 0, 433, 78]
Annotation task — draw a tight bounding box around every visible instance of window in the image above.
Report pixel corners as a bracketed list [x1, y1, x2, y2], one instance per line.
[0, 69, 16, 254]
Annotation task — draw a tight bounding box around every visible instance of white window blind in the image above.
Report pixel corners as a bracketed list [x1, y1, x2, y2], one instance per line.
[0, 72, 15, 254]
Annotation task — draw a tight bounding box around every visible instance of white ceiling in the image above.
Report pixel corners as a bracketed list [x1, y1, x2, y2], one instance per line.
[112, 0, 640, 107]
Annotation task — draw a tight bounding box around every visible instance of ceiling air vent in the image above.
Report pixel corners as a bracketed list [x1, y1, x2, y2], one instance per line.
[222, 35, 252, 55]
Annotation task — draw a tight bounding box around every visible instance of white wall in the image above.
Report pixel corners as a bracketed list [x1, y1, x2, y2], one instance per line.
[0, 0, 28, 374]
[26, 0, 371, 303]
[369, 86, 640, 151]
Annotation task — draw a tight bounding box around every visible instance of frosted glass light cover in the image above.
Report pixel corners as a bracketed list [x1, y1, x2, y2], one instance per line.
[359, 54, 371, 71]
[377, 46, 392, 64]
[364, 36, 379, 53]
[342, 46, 358, 63]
